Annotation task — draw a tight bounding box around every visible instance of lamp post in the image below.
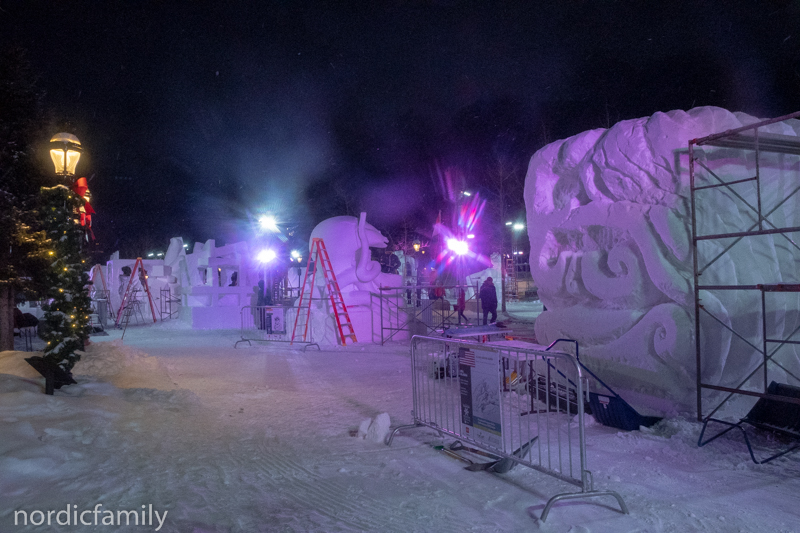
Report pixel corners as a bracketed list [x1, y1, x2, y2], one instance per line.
[501, 221, 526, 312]
[32, 132, 92, 393]
[49, 132, 82, 181]
[512, 222, 525, 255]
[50, 132, 95, 247]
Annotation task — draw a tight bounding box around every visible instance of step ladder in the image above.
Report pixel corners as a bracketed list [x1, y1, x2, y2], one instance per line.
[115, 257, 158, 327]
[291, 238, 358, 346]
[504, 255, 518, 302]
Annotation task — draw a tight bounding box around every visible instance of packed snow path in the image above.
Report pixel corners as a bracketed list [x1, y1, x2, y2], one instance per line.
[1, 325, 800, 532]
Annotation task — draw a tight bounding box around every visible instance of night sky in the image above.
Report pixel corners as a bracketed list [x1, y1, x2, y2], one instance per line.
[3, 1, 800, 259]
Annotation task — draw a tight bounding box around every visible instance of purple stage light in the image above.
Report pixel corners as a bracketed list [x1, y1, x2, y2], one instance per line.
[446, 238, 469, 256]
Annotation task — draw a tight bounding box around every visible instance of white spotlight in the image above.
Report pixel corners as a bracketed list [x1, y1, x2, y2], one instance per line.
[258, 215, 279, 232]
[257, 249, 277, 263]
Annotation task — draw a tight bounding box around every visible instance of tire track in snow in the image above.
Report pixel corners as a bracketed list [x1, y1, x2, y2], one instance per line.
[193, 351, 476, 531]
[224, 433, 467, 533]
[229, 437, 386, 531]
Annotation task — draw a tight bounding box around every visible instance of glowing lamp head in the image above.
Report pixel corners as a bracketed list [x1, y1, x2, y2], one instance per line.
[412, 239, 421, 252]
[290, 250, 300, 259]
[258, 215, 279, 232]
[256, 249, 277, 264]
[49, 132, 82, 177]
[513, 222, 525, 231]
[446, 238, 469, 256]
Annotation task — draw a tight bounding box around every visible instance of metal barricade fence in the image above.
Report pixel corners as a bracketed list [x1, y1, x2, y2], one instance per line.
[379, 284, 480, 344]
[388, 335, 628, 521]
[234, 305, 319, 350]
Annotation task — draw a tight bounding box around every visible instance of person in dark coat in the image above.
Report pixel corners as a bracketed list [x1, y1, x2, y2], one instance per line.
[455, 287, 467, 325]
[479, 277, 498, 325]
[256, 276, 268, 330]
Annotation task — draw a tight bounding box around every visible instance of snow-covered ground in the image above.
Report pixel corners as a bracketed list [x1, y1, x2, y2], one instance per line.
[2, 317, 800, 533]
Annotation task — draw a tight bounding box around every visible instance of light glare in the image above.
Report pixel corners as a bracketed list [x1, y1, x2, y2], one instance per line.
[257, 249, 277, 263]
[446, 238, 469, 256]
[258, 215, 279, 232]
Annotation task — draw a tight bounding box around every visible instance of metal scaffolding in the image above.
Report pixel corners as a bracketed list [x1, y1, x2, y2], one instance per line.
[691, 111, 800, 423]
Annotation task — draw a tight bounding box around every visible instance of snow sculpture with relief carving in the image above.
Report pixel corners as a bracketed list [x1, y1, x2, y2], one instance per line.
[306, 213, 404, 345]
[525, 106, 800, 414]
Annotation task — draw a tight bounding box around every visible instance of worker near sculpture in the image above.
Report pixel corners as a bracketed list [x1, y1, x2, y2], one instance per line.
[479, 277, 497, 325]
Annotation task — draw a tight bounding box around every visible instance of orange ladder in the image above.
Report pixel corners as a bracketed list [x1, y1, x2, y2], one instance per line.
[115, 257, 158, 326]
[291, 238, 358, 345]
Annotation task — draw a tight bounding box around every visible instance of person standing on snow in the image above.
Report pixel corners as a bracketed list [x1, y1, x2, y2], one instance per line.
[479, 277, 498, 325]
[455, 287, 467, 325]
[256, 275, 268, 330]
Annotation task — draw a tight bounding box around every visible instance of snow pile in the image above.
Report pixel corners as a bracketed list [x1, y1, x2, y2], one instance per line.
[73, 339, 176, 390]
[357, 412, 391, 443]
[0, 351, 42, 383]
[525, 106, 800, 414]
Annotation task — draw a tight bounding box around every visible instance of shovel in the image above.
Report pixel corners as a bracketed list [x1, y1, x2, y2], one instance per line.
[449, 441, 501, 460]
[465, 436, 538, 473]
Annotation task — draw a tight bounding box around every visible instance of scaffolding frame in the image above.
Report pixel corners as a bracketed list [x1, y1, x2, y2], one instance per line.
[691, 111, 800, 423]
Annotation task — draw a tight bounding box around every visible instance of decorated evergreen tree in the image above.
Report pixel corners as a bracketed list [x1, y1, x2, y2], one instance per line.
[0, 47, 51, 350]
[38, 185, 92, 372]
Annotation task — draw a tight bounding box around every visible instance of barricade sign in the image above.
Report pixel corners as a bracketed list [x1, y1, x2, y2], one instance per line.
[388, 335, 628, 521]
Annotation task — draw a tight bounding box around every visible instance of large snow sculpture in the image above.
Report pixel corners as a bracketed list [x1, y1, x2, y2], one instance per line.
[525, 106, 800, 413]
[306, 213, 403, 344]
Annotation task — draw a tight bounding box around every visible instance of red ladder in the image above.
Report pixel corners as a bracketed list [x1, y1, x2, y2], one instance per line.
[115, 257, 158, 326]
[291, 238, 358, 345]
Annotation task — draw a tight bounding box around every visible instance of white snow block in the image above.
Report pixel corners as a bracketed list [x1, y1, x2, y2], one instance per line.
[148, 265, 172, 277]
[356, 413, 391, 443]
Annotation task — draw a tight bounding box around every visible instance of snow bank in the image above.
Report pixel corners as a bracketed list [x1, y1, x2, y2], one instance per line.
[71, 339, 177, 390]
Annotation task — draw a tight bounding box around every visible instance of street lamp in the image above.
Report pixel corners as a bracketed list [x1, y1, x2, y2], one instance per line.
[49, 132, 82, 179]
[500, 221, 527, 312]
[511, 222, 525, 254]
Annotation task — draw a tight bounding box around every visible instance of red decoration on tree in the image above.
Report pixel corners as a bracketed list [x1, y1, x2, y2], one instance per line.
[72, 176, 95, 239]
